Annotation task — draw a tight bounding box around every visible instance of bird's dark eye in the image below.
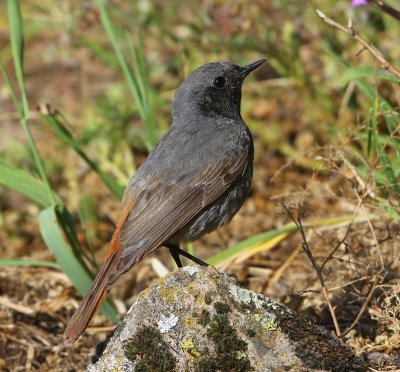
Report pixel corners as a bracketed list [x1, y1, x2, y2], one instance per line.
[211, 76, 227, 89]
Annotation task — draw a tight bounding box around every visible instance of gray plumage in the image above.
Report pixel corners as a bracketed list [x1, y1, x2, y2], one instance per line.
[63, 59, 265, 344]
[111, 60, 264, 283]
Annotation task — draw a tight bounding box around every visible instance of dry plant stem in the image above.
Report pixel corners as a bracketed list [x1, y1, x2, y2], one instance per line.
[375, 122, 400, 160]
[26, 345, 34, 371]
[281, 203, 342, 336]
[320, 213, 355, 272]
[352, 188, 385, 268]
[367, 0, 400, 23]
[0, 296, 35, 315]
[320, 184, 372, 273]
[340, 275, 380, 337]
[269, 243, 302, 285]
[328, 275, 376, 292]
[316, 10, 400, 80]
[282, 203, 383, 338]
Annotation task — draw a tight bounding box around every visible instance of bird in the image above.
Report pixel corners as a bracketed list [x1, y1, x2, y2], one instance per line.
[64, 59, 265, 344]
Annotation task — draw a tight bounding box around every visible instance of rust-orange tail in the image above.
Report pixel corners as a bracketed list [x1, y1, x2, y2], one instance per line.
[64, 197, 134, 344]
[63, 250, 120, 344]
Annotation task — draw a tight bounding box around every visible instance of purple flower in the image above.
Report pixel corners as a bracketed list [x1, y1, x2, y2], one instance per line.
[351, 0, 368, 6]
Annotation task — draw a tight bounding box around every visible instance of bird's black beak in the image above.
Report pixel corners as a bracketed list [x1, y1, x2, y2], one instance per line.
[240, 59, 266, 78]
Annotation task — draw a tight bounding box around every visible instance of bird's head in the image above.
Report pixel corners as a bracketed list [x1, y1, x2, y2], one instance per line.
[172, 60, 265, 120]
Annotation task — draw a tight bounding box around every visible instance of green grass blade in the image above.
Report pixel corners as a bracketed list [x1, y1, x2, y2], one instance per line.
[0, 62, 21, 116]
[57, 206, 95, 272]
[339, 66, 400, 86]
[367, 99, 378, 158]
[0, 161, 61, 207]
[207, 225, 296, 266]
[39, 206, 118, 321]
[0, 258, 60, 269]
[78, 195, 99, 270]
[6, 0, 57, 206]
[95, 0, 157, 148]
[7, 0, 28, 116]
[355, 80, 397, 132]
[96, 2, 141, 113]
[41, 113, 124, 199]
[375, 197, 400, 220]
[81, 36, 120, 69]
[126, 36, 157, 147]
[208, 215, 372, 266]
[323, 41, 397, 130]
[39, 206, 94, 290]
[127, 34, 151, 116]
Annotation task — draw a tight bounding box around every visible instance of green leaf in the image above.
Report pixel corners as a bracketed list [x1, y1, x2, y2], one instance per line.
[6, 1, 56, 205]
[41, 113, 125, 199]
[375, 199, 400, 220]
[208, 215, 372, 266]
[0, 62, 21, 116]
[7, 0, 28, 116]
[339, 66, 400, 87]
[366, 100, 378, 158]
[0, 161, 61, 207]
[95, 0, 158, 149]
[39, 206, 118, 322]
[81, 37, 119, 69]
[78, 195, 99, 270]
[7, 0, 24, 84]
[0, 258, 60, 269]
[207, 225, 296, 266]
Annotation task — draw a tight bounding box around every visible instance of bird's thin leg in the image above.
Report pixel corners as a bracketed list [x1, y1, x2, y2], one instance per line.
[164, 243, 209, 267]
[176, 247, 209, 267]
[166, 244, 183, 268]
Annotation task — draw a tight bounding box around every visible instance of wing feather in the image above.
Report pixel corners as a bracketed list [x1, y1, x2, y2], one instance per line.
[107, 147, 248, 285]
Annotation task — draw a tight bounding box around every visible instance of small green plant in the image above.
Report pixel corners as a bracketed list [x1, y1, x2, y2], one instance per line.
[0, 0, 168, 322]
[95, 0, 159, 150]
[0, 0, 117, 321]
[331, 58, 400, 219]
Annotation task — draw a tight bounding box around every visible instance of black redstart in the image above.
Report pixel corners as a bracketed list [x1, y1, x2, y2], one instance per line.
[64, 59, 265, 343]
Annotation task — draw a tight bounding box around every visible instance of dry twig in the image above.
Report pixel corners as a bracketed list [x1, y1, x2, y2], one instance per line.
[281, 203, 342, 336]
[367, 0, 400, 23]
[340, 275, 381, 337]
[282, 202, 383, 338]
[316, 10, 400, 80]
[269, 243, 302, 285]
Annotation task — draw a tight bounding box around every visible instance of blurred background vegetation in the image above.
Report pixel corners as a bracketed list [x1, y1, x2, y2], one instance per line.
[0, 0, 399, 370]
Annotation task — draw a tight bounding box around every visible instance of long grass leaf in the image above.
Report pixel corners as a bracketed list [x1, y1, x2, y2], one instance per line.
[41, 113, 124, 199]
[367, 98, 378, 158]
[208, 215, 373, 266]
[7, 0, 28, 116]
[39, 206, 118, 321]
[339, 66, 400, 86]
[6, 0, 57, 206]
[0, 62, 21, 116]
[227, 232, 293, 265]
[207, 225, 296, 266]
[0, 161, 60, 207]
[81, 37, 120, 68]
[0, 258, 60, 269]
[95, 0, 157, 148]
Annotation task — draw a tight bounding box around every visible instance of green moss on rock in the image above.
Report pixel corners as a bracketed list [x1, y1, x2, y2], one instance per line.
[198, 309, 211, 326]
[195, 303, 253, 371]
[279, 313, 365, 372]
[204, 292, 213, 305]
[124, 325, 176, 371]
[214, 302, 230, 314]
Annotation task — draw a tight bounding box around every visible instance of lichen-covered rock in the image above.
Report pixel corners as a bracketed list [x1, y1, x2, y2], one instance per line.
[88, 266, 365, 372]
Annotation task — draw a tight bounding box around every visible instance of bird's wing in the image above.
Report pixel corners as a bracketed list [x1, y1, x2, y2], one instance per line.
[107, 147, 249, 285]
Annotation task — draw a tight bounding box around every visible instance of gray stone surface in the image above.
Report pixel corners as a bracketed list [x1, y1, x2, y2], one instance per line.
[88, 266, 365, 371]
